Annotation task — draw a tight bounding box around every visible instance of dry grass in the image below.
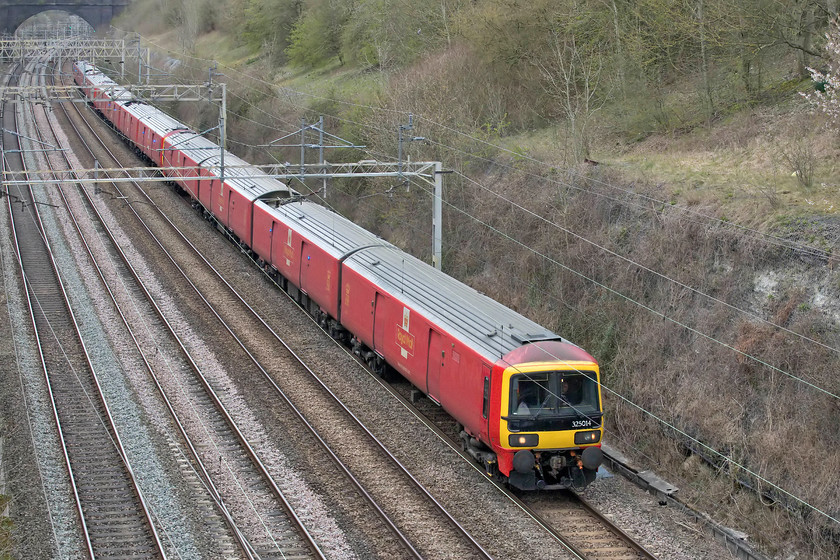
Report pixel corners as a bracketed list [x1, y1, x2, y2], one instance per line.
[108, 13, 840, 555]
[607, 103, 840, 225]
[427, 161, 840, 557]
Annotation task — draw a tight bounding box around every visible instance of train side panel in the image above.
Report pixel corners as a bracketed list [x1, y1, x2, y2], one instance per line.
[272, 220, 299, 284]
[114, 103, 128, 135]
[338, 266, 376, 353]
[198, 176, 216, 213]
[220, 182, 235, 229]
[437, 341, 491, 441]
[251, 202, 277, 264]
[183, 154, 201, 200]
[340, 261, 491, 434]
[371, 293, 429, 391]
[298, 239, 339, 318]
[226, 186, 252, 247]
[150, 133, 162, 166]
[339, 268, 427, 392]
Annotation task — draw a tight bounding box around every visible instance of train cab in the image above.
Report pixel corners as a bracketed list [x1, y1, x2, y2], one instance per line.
[491, 340, 604, 490]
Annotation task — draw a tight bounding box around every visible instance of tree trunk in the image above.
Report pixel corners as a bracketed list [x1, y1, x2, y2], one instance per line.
[610, 0, 626, 100]
[797, 0, 815, 79]
[698, 0, 714, 120]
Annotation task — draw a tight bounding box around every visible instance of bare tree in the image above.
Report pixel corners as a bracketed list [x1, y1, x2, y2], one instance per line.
[535, 26, 607, 163]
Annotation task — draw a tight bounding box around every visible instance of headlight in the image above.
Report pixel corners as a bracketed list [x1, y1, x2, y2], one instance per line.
[574, 430, 601, 445]
[509, 433, 539, 447]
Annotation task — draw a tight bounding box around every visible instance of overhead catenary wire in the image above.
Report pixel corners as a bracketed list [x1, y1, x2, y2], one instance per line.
[414, 114, 838, 259]
[93, 42, 840, 404]
[448, 168, 840, 360]
[378, 172, 840, 525]
[330, 165, 837, 508]
[397, 172, 840, 400]
[95, 34, 840, 526]
[389, 179, 840, 527]
[111, 28, 838, 268]
[345, 136, 840, 381]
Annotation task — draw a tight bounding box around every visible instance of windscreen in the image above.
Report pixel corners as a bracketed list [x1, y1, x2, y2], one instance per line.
[510, 371, 599, 418]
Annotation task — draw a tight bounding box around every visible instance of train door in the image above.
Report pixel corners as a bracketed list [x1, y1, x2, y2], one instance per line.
[227, 190, 235, 233]
[373, 292, 388, 354]
[268, 220, 277, 264]
[203, 179, 218, 215]
[175, 152, 183, 182]
[427, 329, 444, 404]
[216, 181, 225, 217]
[481, 364, 492, 439]
[300, 240, 313, 293]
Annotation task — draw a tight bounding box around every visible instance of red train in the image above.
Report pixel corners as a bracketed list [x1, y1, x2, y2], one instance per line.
[73, 61, 604, 490]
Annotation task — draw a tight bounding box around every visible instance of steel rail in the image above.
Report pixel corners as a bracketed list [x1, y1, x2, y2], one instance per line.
[57, 61, 327, 560]
[6, 59, 161, 559]
[64, 71, 430, 560]
[42, 58, 264, 559]
[68, 64, 493, 560]
[2, 61, 95, 560]
[25, 57, 167, 558]
[575, 491, 657, 558]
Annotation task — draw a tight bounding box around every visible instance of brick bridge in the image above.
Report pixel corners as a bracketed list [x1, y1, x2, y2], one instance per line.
[0, 1, 131, 34]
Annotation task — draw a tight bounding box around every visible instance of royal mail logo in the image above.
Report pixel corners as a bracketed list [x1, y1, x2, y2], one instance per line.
[283, 244, 294, 262]
[395, 326, 415, 356]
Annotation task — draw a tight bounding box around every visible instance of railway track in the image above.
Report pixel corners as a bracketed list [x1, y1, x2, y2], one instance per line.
[381, 374, 657, 560]
[53, 56, 668, 559]
[516, 490, 654, 560]
[54, 61, 497, 558]
[4, 60, 164, 558]
[31, 59, 327, 559]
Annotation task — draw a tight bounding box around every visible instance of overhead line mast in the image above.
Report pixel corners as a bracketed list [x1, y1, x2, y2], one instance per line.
[263, 114, 445, 269]
[3, 52, 446, 269]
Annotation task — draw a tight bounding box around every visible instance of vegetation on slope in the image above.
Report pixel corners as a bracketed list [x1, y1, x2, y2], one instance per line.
[112, 1, 840, 557]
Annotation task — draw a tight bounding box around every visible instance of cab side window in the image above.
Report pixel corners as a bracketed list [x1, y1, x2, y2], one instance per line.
[482, 377, 490, 419]
[482, 365, 491, 419]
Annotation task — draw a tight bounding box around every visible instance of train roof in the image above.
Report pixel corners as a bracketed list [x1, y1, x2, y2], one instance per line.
[257, 197, 383, 258]
[76, 60, 577, 364]
[262, 198, 570, 361]
[77, 61, 293, 201]
[131, 104, 186, 134]
[347, 245, 566, 361]
[76, 60, 133, 102]
[167, 130, 295, 200]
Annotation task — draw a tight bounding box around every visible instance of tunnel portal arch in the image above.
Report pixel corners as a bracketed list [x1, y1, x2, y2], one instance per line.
[0, 1, 130, 35]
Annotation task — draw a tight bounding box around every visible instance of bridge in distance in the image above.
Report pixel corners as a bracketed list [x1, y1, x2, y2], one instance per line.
[0, 0, 130, 34]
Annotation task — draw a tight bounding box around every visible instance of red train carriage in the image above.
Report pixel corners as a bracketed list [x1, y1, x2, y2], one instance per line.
[74, 61, 605, 490]
[255, 198, 605, 490]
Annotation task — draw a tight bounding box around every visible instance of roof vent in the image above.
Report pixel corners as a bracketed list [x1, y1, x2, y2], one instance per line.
[510, 333, 562, 344]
